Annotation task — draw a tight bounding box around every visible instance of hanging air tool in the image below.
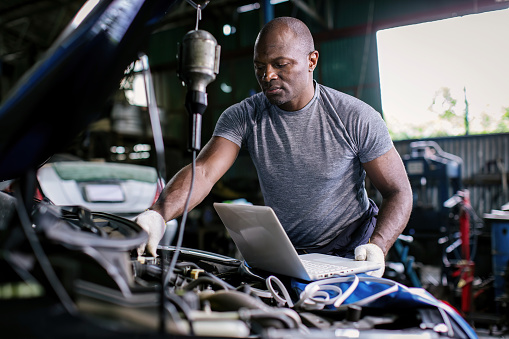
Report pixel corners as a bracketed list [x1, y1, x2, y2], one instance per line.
[177, 1, 220, 151]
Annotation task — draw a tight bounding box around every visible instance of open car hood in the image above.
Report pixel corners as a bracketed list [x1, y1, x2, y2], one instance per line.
[0, 0, 180, 181]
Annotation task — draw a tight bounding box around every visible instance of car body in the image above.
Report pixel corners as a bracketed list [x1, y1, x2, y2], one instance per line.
[37, 161, 159, 218]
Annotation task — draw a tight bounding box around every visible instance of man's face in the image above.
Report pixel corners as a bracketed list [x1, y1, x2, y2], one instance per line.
[253, 27, 315, 111]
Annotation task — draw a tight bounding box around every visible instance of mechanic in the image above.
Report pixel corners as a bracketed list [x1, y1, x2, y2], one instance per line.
[136, 16, 412, 277]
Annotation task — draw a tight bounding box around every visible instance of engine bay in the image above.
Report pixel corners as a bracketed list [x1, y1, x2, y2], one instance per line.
[0, 190, 475, 338]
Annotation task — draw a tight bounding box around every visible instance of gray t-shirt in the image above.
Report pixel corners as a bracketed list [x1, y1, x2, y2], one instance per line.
[213, 83, 393, 249]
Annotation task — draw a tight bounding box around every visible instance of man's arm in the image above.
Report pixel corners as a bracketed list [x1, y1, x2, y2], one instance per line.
[152, 136, 241, 222]
[136, 136, 240, 256]
[362, 146, 413, 256]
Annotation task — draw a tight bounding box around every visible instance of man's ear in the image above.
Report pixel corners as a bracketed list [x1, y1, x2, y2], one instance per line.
[309, 50, 319, 71]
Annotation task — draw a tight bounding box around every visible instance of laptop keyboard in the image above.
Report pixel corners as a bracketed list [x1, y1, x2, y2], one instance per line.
[300, 259, 347, 274]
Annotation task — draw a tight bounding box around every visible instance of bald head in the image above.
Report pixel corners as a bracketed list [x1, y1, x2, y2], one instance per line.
[253, 16, 318, 111]
[255, 17, 315, 56]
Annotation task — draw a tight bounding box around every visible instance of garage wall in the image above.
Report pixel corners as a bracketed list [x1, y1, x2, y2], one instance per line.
[147, 0, 509, 150]
[143, 0, 509, 195]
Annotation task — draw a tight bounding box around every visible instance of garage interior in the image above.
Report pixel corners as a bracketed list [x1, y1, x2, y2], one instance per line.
[1, 0, 509, 338]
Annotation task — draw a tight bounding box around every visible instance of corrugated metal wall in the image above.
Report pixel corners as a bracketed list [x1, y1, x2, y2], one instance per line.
[395, 133, 509, 216]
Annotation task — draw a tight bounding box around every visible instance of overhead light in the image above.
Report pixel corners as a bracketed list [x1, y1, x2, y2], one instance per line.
[237, 0, 288, 13]
[110, 146, 126, 154]
[223, 24, 236, 36]
[129, 152, 150, 160]
[221, 83, 232, 93]
[133, 144, 151, 152]
[237, 3, 260, 13]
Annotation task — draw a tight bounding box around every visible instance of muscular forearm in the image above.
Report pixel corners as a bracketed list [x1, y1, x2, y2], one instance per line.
[150, 164, 214, 222]
[369, 190, 413, 256]
[149, 137, 240, 222]
[362, 147, 413, 256]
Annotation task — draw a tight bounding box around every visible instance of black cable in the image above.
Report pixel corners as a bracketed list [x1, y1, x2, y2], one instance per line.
[163, 299, 184, 331]
[182, 276, 232, 292]
[164, 292, 195, 336]
[160, 149, 197, 333]
[4, 249, 40, 291]
[13, 177, 77, 315]
[175, 261, 201, 270]
[164, 150, 196, 287]
[200, 271, 236, 290]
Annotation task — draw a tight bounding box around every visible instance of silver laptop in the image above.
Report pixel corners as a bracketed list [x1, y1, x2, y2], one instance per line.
[213, 203, 382, 281]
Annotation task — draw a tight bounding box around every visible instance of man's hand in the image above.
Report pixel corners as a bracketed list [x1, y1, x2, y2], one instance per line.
[354, 243, 385, 278]
[135, 210, 166, 257]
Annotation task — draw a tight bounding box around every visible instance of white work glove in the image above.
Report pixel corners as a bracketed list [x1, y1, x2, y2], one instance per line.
[354, 243, 385, 278]
[135, 210, 166, 257]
